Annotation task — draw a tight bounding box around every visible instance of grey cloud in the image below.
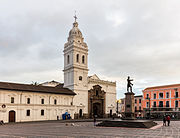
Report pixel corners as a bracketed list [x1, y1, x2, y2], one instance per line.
[1, 0, 180, 98]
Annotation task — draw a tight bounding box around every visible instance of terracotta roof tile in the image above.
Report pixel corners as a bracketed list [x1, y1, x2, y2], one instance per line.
[0, 81, 76, 95]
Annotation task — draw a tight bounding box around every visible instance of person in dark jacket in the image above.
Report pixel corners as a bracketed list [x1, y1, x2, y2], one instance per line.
[163, 115, 166, 126]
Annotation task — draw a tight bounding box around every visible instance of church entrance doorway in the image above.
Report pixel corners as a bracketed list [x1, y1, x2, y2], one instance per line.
[93, 103, 101, 117]
[88, 85, 106, 118]
[9, 110, 15, 123]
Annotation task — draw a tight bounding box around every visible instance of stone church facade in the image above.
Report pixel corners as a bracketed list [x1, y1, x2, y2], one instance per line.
[0, 17, 116, 122]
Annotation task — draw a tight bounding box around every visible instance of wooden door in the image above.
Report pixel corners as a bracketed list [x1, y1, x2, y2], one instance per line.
[9, 111, 15, 122]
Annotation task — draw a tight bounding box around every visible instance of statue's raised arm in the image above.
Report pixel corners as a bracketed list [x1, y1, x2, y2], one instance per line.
[127, 76, 133, 92]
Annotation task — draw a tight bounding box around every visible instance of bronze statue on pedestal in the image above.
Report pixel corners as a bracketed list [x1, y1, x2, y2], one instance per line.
[127, 76, 133, 92]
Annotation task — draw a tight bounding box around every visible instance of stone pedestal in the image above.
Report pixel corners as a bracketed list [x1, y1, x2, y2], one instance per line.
[125, 92, 135, 119]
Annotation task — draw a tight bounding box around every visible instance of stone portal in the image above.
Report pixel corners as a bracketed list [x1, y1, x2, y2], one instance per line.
[88, 85, 106, 118]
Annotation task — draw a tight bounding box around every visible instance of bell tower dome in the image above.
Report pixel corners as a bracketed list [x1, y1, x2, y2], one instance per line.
[63, 15, 89, 117]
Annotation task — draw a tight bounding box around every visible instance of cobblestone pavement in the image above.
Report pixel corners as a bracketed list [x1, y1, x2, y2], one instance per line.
[0, 121, 179, 138]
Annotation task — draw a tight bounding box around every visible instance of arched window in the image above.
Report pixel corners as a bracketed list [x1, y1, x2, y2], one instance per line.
[27, 98, 30, 104]
[82, 55, 85, 64]
[67, 55, 70, 64]
[41, 99, 44, 104]
[76, 54, 79, 62]
[54, 99, 57, 105]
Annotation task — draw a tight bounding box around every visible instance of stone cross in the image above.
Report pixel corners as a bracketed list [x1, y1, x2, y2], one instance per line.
[74, 11, 77, 22]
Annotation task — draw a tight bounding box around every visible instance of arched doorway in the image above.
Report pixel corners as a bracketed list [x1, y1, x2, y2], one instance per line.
[9, 110, 15, 122]
[93, 103, 101, 117]
[79, 109, 83, 118]
[88, 85, 106, 118]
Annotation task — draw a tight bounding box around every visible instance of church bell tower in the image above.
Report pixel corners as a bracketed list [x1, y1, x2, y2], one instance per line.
[63, 15, 89, 117]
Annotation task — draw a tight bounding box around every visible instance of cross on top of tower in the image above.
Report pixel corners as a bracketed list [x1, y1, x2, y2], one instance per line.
[74, 11, 77, 22]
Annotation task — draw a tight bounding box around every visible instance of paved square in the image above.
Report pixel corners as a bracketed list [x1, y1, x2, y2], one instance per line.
[0, 121, 179, 138]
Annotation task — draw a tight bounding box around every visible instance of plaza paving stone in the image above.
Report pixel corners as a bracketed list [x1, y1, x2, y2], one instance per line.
[0, 121, 179, 138]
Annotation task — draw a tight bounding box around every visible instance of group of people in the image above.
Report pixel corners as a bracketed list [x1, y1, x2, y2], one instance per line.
[163, 115, 171, 126]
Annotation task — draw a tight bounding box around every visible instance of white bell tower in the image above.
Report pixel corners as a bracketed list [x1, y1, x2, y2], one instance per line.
[63, 15, 89, 118]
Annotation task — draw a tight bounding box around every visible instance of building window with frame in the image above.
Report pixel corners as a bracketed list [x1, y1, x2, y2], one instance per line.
[175, 92, 178, 98]
[27, 98, 30, 104]
[175, 100, 178, 108]
[41, 99, 44, 104]
[146, 94, 149, 99]
[139, 106, 141, 111]
[135, 99, 137, 103]
[146, 102, 149, 108]
[139, 99, 141, 103]
[135, 106, 137, 111]
[82, 55, 85, 64]
[159, 93, 163, 99]
[166, 92, 169, 98]
[154, 93, 156, 99]
[159, 101, 163, 107]
[153, 101, 156, 107]
[41, 109, 44, 116]
[67, 55, 70, 64]
[79, 76, 82, 81]
[26, 110, 30, 116]
[54, 99, 57, 105]
[76, 54, 79, 62]
[11, 97, 14, 103]
[166, 101, 169, 107]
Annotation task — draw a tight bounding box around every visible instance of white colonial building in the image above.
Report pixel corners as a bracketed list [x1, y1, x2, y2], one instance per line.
[0, 82, 75, 123]
[0, 17, 117, 123]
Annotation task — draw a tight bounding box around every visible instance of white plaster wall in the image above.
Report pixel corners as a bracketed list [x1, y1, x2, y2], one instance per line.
[0, 90, 75, 123]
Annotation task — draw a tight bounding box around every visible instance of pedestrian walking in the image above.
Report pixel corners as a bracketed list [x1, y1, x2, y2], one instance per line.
[166, 115, 171, 126]
[163, 115, 166, 126]
[93, 116, 96, 126]
[0, 120, 4, 125]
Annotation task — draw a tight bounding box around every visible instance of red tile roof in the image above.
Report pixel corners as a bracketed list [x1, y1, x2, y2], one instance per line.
[0, 81, 76, 95]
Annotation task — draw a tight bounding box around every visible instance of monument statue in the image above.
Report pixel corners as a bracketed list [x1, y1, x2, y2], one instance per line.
[127, 76, 133, 92]
[97, 76, 157, 128]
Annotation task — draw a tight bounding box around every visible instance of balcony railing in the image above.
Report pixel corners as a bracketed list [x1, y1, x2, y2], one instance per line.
[150, 106, 171, 108]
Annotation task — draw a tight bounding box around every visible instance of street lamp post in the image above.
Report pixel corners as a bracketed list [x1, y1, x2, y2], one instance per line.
[148, 97, 151, 119]
[116, 100, 118, 114]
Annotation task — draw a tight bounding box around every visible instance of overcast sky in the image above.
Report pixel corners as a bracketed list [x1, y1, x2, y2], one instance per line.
[0, 0, 180, 99]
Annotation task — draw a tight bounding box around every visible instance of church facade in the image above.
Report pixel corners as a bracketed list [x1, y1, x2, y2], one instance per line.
[0, 17, 116, 123]
[63, 18, 116, 118]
